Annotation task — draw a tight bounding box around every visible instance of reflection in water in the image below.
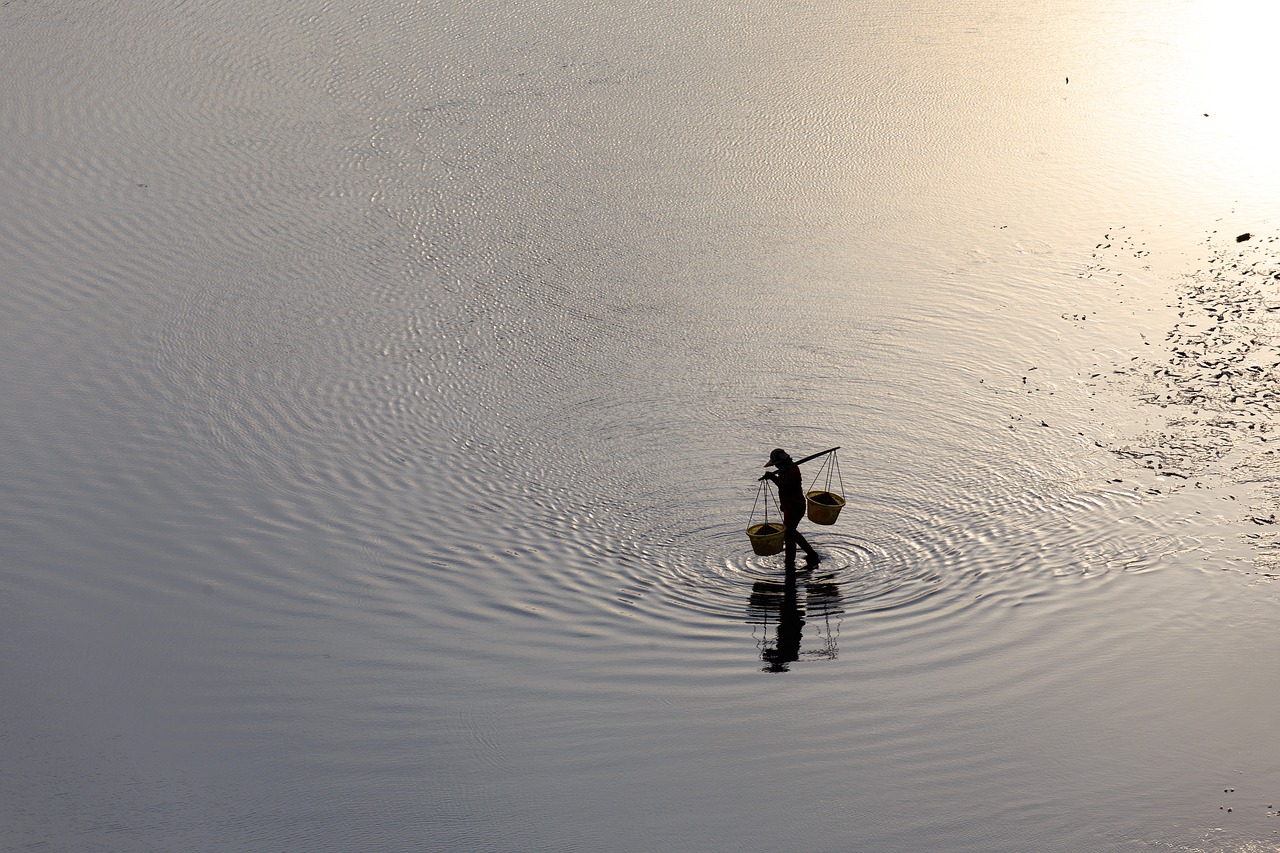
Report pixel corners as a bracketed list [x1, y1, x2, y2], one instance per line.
[746, 567, 844, 673]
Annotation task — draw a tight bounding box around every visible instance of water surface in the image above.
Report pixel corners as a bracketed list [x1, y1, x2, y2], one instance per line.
[4, 2, 1280, 851]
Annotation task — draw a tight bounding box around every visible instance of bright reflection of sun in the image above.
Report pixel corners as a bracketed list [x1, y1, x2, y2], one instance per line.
[1171, 3, 1280, 197]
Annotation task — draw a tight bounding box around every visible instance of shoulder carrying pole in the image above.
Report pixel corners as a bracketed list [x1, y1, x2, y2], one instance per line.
[759, 446, 840, 480]
[792, 446, 840, 466]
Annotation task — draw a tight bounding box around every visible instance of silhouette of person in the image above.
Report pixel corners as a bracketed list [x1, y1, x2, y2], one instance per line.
[761, 448, 820, 568]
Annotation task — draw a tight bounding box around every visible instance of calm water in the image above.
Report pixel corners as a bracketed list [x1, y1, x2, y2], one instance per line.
[5, 1, 1280, 851]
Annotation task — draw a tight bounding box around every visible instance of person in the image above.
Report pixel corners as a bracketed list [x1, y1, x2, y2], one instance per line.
[761, 448, 821, 568]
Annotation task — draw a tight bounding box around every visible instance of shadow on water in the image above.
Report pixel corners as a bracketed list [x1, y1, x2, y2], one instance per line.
[746, 565, 845, 673]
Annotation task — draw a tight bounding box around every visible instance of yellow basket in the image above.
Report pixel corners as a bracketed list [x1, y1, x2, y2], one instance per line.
[746, 522, 786, 556]
[805, 490, 846, 525]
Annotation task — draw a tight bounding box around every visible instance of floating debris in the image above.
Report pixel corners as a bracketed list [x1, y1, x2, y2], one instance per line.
[1083, 227, 1280, 559]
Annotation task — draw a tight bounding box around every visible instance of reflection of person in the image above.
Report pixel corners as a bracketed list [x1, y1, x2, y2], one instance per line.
[757, 571, 804, 673]
[747, 566, 843, 672]
[761, 448, 821, 568]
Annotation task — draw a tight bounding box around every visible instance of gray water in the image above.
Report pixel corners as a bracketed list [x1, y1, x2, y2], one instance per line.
[5, 1, 1280, 851]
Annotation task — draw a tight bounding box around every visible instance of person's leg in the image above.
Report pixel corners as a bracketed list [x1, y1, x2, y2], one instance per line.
[794, 530, 820, 562]
[784, 506, 820, 562]
[783, 508, 800, 566]
[784, 528, 798, 566]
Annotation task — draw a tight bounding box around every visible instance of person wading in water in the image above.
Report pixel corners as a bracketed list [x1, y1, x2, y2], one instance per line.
[761, 448, 821, 568]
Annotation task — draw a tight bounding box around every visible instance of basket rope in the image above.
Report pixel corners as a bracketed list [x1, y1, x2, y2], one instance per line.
[748, 479, 779, 529]
[810, 449, 845, 498]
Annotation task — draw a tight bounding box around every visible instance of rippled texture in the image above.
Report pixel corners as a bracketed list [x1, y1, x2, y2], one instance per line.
[4, 1, 1280, 851]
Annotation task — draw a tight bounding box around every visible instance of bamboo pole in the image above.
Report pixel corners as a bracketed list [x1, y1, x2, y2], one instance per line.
[791, 446, 840, 467]
[759, 446, 840, 480]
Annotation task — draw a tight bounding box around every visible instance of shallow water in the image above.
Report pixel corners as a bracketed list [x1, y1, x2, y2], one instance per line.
[4, 1, 1280, 851]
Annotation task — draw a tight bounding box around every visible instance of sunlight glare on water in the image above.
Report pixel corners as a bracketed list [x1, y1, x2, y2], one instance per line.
[1168, 2, 1280, 191]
